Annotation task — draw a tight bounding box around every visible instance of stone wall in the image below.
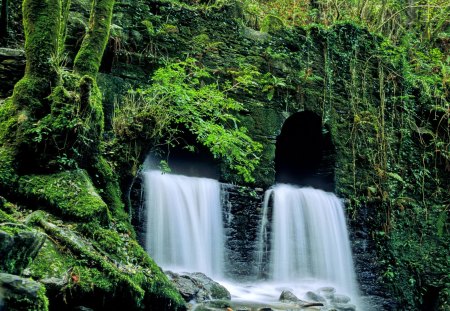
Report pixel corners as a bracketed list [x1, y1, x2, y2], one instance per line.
[221, 184, 264, 280]
[0, 48, 25, 98]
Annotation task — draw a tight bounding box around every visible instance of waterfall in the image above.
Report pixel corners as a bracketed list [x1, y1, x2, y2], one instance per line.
[144, 170, 224, 277]
[259, 184, 360, 298]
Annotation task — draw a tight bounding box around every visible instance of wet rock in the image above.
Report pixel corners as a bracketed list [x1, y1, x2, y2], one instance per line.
[40, 277, 68, 294]
[189, 272, 231, 300]
[193, 300, 231, 311]
[258, 308, 273, 311]
[0, 226, 46, 274]
[280, 290, 300, 303]
[166, 272, 199, 301]
[0, 48, 25, 97]
[331, 294, 351, 304]
[166, 271, 231, 302]
[0, 273, 48, 310]
[305, 291, 326, 303]
[332, 303, 356, 311]
[279, 289, 324, 308]
[318, 287, 336, 299]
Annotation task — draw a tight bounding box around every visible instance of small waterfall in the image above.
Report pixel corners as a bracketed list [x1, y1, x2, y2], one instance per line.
[144, 170, 224, 277]
[258, 184, 360, 299]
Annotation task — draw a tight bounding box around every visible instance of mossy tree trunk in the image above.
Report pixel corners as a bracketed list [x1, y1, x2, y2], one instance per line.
[74, 0, 115, 77]
[0, 0, 116, 191]
[8, 0, 114, 169]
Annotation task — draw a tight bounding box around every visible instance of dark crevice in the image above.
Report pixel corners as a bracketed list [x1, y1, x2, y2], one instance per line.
[275, 111, 335, 192]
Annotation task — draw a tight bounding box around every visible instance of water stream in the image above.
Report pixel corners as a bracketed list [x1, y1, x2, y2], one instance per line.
[256, 184, 360, 302]
[144, 171, 361, 308]
[144, 170, 224, 277]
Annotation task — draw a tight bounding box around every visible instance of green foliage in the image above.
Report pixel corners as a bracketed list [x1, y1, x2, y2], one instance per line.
[18, 170, 110, 223]
[0, 146, 17, 189]
[260, 14, 284, 34]
[114, 58, 262, 182]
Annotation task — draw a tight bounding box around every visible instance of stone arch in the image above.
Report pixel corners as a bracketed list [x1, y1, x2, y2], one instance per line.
[275, 111, 335, 191]
[160, 129, 219, 179]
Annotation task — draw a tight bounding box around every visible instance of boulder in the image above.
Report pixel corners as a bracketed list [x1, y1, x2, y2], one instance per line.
[280, 289, 324, 308]
[331, 294, 351, 304]
[305, 291, 326, 303]
[0, 226, 46, 274]
[0, 273, 48, 310]
[332, 303, 356, 311]
[0, 48, 26, 97]
[166, 271, 231, 302]
[318, 286, 336, 299]
[279, 290, 300, 303]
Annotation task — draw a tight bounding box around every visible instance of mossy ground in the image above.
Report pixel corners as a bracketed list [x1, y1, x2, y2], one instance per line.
[18, 170, 110, 223]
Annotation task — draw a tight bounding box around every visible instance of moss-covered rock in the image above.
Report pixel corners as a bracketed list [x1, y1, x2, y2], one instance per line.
[0, 224, 46, 274]
[24, 211, 185, 310]
[260, 14, 284, 34]
[18, 170, 110, 223]
[0, 273, 49, 311]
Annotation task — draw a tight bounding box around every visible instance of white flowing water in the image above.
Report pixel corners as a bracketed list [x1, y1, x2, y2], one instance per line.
[255, 184, 360, 303]
[144, 172, 362, 308]
[144, 170, 224, 277]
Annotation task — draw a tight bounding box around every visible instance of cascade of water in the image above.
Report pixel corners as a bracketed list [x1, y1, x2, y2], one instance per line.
[144, 170, 224, 277]
[258, 184, 360, 298]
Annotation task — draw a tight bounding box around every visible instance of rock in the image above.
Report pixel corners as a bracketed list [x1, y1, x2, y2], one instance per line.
[165, 272, 199, 301]
[331, 294, 351, 304]
[189, 272, 231, 300]
[258, 308, 273, 311]
[0, 273, 48, 310]
[279, 290, 300, 303]
[40, 277, 68, 293]
[166, 271, 231, 302]
[280, 290, 325, 308]
[0, 48, 25, 97]
[0, 226, 46, 274]
[318, 287, 336, 299]
[332, 303, 356, 311]
[305, 291, 326, 303]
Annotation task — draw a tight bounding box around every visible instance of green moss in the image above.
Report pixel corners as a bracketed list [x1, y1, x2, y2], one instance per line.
[90, 156, 128, 222]
[0, 146, 18, 189]
[73, 0, 115, 77]
[27, 238, 73, 280]
[260, 14, 284, 34]
[22, 0, 60, 78]
[0, 98, 18, 142]
[0, 209, 15, 222]
[0, 223, 46, 275]
[78, 75, 104, 159]
[75, 221, 185, 309]
[18, 170, 110, 223]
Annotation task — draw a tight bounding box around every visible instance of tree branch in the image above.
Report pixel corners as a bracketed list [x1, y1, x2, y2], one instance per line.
[73, 0, 115, 77]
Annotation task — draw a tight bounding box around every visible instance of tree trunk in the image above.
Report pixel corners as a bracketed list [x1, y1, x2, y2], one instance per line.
[12, 0, 61, 110]
[73, 0, 115, 77]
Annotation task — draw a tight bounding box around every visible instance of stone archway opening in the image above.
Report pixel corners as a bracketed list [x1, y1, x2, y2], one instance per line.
[159, 129, 220, 179]
[275, 111, 335, 191]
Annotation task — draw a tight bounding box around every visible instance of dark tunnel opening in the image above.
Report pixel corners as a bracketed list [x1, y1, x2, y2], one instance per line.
[157, 129, 220, 179]
[275, 111, 335, 192]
